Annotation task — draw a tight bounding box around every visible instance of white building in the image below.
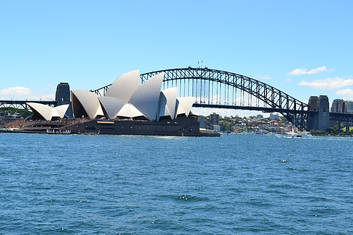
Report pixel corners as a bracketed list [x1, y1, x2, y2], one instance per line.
[28, 70, 196, 122]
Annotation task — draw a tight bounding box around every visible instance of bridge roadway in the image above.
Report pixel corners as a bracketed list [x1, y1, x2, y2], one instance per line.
[0, 100, 56, 110]
[0, 99, 307, 114]
[0, 100, 56, 105]
[193, 103, 308, 114]
[1, 99, 352, 121]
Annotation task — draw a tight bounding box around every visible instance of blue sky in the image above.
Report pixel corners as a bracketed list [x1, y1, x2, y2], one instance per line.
[0, 0, 352, 115]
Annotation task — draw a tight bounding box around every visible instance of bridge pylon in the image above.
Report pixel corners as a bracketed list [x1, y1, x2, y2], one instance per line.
[307, 95, 330, 130]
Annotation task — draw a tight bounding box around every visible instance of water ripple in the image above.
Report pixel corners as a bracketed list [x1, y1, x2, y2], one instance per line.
[0, 133, 353, 234]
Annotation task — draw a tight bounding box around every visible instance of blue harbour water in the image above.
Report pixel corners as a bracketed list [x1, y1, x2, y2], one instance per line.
[1, 133, 353, 234]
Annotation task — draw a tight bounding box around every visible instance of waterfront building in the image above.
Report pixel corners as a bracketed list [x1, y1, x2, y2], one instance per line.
[71, 70, 195, 121]
[27, 70, 196, 122]
[213, 125, 221, 132]
[198, 116, 206, 128]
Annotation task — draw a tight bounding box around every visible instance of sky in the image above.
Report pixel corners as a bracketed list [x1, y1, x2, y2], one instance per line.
[0, 0, 352, 116]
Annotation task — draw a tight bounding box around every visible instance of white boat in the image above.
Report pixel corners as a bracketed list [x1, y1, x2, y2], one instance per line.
[285, 124, 302, 138]
[298, 130, 312, 137]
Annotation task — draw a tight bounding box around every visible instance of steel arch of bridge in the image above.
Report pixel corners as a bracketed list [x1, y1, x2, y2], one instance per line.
[91, 67, 309, 129]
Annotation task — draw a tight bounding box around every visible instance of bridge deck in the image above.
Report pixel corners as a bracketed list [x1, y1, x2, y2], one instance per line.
[193, 103, 309, 114]
[0, 100, 56, 105]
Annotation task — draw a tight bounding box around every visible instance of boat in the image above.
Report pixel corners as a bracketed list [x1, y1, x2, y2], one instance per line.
[285, 125, 302, 138]
[298, 130, 312, 137]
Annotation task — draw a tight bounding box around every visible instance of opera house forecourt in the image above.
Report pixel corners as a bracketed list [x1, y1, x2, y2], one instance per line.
[6, 70, 219, 136]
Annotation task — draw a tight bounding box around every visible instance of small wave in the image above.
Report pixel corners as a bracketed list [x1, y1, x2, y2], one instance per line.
[263, 189, 289, 196]
[118, 135, 188, 140]
[244, 199, 272, 207]
[311, 207, 340, 216]
[304, 196, 332, 202]
[150, 136, 187, 139]
[159, 194, 209, 202]
[286, 167, 296, 171]
[41, 227, 76, 233]
[268, 183, 301, 189]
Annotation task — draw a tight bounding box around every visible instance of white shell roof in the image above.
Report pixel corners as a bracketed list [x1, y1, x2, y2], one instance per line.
[27, 102, 53, 121]
[129, 72, 164, 121]
[105, 70, 140, 103]
[71, 90, 104, 119]
[27, 103, 69, 121]
[98, 96, 125, 119]
[95, 105, 104, 117]
[52, 109, 59, 118]
[54, 104, 70, 118]
[176, 97, 196, 117]
[159, 87, 177, 119]
[117, 103, 144, 118]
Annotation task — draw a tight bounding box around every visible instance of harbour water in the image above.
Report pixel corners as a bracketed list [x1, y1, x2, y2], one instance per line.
[1, 133, 352, 234]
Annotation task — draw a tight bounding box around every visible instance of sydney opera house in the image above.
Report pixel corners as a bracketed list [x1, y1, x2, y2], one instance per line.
[23, 70, 217, 136]
[71, 70, 195, 121]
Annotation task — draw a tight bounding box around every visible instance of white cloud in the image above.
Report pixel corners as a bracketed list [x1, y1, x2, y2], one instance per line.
[255, 75, 272, 80]
[288, 66, 330, 76]
[336, 89, 353, 100]
[298, 77, 353, 90]
[0, 86, 54, 100]
[27, 94, 55, 101]
[0, 87, 31, 97]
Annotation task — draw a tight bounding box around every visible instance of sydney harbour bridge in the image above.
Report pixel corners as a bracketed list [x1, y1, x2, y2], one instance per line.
[92, 67, 309, 128]
[1, 67, 353, 130]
